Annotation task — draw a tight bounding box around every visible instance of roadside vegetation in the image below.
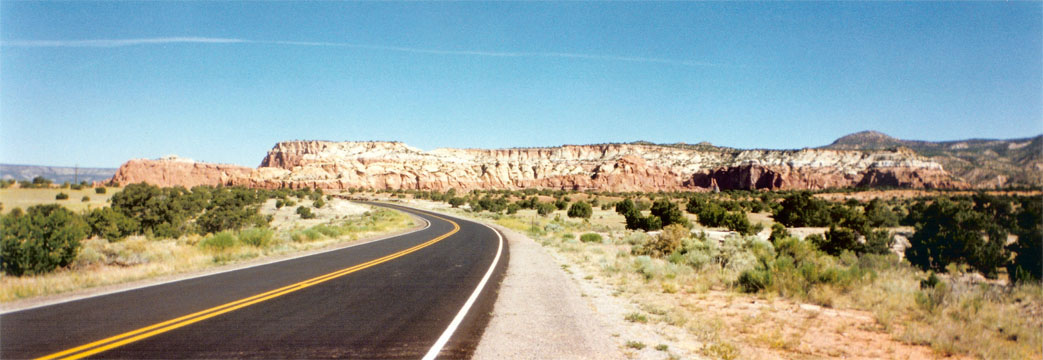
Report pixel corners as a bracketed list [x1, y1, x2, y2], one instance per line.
[386, 187, 1041, 359]
[1, 183, 414, 302]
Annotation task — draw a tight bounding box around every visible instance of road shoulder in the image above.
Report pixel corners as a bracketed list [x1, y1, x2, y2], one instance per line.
[472, 223, 624, 360]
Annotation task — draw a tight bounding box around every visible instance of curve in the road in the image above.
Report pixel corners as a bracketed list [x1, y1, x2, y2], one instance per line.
[1, 203, 506, 360]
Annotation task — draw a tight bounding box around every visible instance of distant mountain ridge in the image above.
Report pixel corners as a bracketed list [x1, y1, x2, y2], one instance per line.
[1, 164, 117, 184]
[822, 131, 1042, 188]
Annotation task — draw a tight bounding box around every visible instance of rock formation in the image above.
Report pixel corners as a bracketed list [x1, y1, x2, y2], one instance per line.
[110, 141, 969, 191]
[235, 141, 963, 191]
[109, 156, 252, 188]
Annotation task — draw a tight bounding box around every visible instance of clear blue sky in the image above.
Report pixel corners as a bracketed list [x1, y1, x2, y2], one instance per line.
[2, 2, 1040, 168]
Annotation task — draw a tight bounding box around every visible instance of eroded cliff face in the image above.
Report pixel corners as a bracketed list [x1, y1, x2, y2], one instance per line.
[231, 141, 965, 191]
[109, 141, 965, 191]
[109, 156, 253, 188]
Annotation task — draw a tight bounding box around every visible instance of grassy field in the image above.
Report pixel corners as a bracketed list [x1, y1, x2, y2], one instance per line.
[0, 187, 120, 214]
[1, 198, 415, 303]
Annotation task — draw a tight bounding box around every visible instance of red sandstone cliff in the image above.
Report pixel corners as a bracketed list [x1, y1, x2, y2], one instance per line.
[109, 156, 253, 188]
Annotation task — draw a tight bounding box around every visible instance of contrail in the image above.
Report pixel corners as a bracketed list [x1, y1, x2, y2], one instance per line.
[3, 37, 726, 67]
[2, 37, 247, 47]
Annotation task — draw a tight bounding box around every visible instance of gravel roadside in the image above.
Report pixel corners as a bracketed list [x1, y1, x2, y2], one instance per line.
[472, 223, 625, 360]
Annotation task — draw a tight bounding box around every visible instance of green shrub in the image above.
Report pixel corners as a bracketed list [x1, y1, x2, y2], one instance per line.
[723, 211, 756, 235]
[196, 205, 269, 234]
[624, 312, 648, 323]
[86, 207, 139, 242]
[769, 223, 790, 244]
[774, 192, 831, 227]
[200, 231, 237, 250]
[81, 196, 90, 202]
[448, 197, 466, 208]
[1009, 229, 1042, 283]
[738, 267, 773, 293]
[817, 226, 860, 256]
[627, 214, 662, 231]
[906, 198, 1010, 278]
[580, 233, 603, 243]
[1, 204, 88, 275]
[296, 206, 316, 219]
[313, 198, 325, 208]
[536, 202, 556, 216]
[622, 232, 651, 245]
[633, 224, 687, 257]
[862, 228, 894, 255]
[313, 224, 342, 237]
[615, 199, 636, 215]
[567, 201, 593, 219]
[95, 187, 106, 194]
[688, 197, 727, 226]
[1009, 197, 1042, 283]
[110, 183, 197, 238]
[914, 275, 949, 313]
[554, 198, 568, 210]
[291, 228, 324, 242]
[651, 198, 689, 227]
[865, 198, 900, 227]
[633, 255, 657, 279]
[55, 192, 69, 200]
[238, 228, 273, 247]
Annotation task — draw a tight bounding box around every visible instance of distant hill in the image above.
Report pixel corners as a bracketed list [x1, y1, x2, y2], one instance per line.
[1, 164, 117, 184]
[822, 131, 1043, 188]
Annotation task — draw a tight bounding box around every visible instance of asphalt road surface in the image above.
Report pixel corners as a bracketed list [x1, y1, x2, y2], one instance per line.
[1, 203, 507, 359]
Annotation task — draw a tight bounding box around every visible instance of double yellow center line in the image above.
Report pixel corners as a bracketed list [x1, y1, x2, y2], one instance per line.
[37, 211, 459, 360]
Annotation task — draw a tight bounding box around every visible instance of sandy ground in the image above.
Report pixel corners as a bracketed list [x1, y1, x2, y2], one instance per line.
[264, 197, 371, 230]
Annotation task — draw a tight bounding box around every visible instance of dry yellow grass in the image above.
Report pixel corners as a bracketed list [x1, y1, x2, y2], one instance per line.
[0, 187, 120, 214]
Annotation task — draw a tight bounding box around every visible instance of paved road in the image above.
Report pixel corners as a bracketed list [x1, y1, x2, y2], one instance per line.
[1, 203, 507, 359]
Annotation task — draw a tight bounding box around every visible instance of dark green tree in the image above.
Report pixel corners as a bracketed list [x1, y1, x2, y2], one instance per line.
[774, 192, 830, 227]
[87, 207, 139, 241]
[650, 199, 688, 227]
[567, 201, 593, 219]
[615, 198, 636, 216]
[1, 205, 88, 275]
[865, 198, 900, 227]
[905, 198, 1009, 278]
[1008, 197, 1042, 283]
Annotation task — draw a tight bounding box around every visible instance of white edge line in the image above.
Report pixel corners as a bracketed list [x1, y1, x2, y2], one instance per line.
[422, 217, 504, 360]
[0, 205, 431, 315]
